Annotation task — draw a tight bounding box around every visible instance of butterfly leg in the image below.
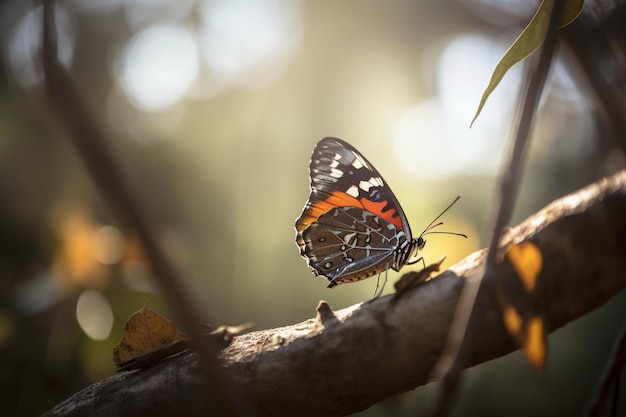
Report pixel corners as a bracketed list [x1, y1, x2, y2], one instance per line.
[407, 256, 426, 269]
[371, 270, 389, 299]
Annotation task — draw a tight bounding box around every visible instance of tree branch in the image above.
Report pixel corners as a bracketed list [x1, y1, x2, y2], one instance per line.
[43, 170, 626, 417]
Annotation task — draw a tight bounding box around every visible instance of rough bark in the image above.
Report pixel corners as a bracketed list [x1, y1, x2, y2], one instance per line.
[43, 170, 626, 417]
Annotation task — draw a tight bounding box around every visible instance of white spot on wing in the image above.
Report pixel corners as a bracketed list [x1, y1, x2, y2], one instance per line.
[352, 155, 364, 169]
[359, 180, 372, 191]
[346, 185, 359, 197]
[359, 177, 384, 191]
[330, 167, 343, 178]
[343, 232, 356, 244]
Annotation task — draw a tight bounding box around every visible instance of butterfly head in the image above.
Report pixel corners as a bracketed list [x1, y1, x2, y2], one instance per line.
[404, 235, 427, 266]
[404, 196, 467, 266]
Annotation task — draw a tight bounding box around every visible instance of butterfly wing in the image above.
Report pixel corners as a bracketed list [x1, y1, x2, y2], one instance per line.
[295, 137, 413, 287]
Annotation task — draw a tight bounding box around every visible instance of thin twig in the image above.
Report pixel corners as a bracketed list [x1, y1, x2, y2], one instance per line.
[40, 1, 247, 415]
[429, 1, 565, 415]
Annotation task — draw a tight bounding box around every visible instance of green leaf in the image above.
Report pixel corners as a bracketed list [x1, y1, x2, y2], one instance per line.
[470, 0, 584, 127]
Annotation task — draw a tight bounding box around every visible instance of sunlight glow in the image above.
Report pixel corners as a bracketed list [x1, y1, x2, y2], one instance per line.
[119, 24, 199, 111]
[197, 0, 303, 96]
[113, 0, 302, 110]
[394, 33, 518, 179]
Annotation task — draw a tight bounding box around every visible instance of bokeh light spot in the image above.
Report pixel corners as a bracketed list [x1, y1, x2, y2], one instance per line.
[198, 0, 303, 96]
[119, 24, 199, 111]
[92, 226, 125, 265]
[76, 290, 114, 341]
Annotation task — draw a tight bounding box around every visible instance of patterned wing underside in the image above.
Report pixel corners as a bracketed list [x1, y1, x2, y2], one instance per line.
[295, 137, 413, 287]
[295, 137, 411, 246]
[301, 206, 408, 286]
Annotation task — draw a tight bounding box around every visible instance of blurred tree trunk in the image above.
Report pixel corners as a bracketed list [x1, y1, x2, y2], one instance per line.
[42, 170, 626, 417]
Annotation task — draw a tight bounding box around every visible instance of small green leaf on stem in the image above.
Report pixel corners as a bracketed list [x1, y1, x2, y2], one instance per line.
[470, 0, 583, 127]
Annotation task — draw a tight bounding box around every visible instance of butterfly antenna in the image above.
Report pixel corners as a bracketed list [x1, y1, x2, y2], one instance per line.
[419, 195, 463, 237]
[422, 230, 468, 239]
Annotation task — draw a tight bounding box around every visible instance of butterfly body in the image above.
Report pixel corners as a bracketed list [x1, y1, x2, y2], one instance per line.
[295, 137, 425, 288]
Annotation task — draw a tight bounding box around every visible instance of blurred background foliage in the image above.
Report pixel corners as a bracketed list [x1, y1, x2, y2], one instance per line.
[0, 0, 625, 416]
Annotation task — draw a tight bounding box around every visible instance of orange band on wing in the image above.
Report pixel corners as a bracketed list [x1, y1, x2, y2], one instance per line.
[360, 198, 402, 230]
[298, 191, 361, 229]
[325, 191, 362, 210]
[297, 191, 403, 233]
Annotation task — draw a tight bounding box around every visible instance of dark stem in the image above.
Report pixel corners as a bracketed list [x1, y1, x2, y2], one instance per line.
[429, 1, 565, 415]
[40, 1, 247, 415]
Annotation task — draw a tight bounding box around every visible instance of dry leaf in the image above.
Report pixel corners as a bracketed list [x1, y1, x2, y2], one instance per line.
[113, 303, 185, 366]
[392, 256, 447, 302]
[113, 304, 253, 371]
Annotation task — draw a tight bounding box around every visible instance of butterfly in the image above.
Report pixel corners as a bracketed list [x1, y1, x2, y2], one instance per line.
[295, 137, 465, 290]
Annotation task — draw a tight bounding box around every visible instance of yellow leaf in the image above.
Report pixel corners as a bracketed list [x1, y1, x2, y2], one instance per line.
[470, 0, 584, 126]
[113, 303, 185, 366]
[506, 241, 542, 292]
[502, 305, 523, 337]
[523, 316, 547, 372]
